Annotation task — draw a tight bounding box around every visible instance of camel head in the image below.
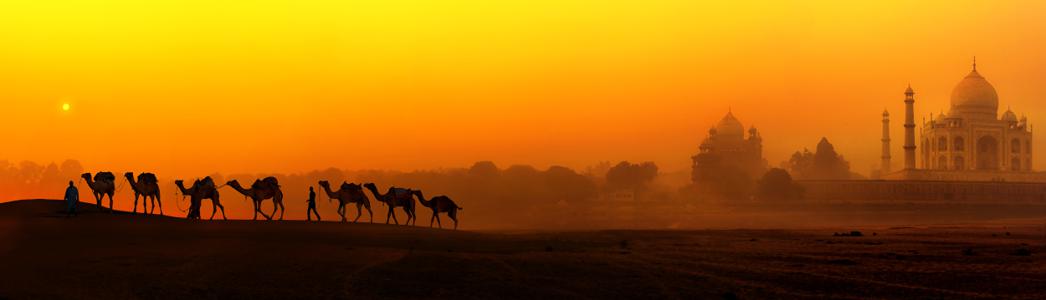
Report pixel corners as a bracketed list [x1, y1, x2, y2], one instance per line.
[318, 180, 330, 189]
[362, 182, 377, 191]
[174, 180, 191, 193]
[81, 173, 92, 181]
[124, 172, 135, 181]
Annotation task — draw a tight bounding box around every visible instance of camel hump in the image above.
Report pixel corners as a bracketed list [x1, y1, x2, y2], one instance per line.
[95, 172, 116, 183]
[391, 187, 412, 198]
[138, 173, 158, 184]
[340, 182, 353, 190]
[262, 176, 280, 188]
[199, 177, 216, 188]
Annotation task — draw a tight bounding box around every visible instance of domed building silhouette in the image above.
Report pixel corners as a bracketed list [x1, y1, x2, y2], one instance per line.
[883, 60, 1039, 182]
[691, 111, 768, 197]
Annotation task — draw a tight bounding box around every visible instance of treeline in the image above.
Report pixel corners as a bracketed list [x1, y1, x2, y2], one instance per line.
[0, 160, 84, 200]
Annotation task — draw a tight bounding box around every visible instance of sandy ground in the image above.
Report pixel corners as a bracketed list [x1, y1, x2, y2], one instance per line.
[1, 200, 1045, 299]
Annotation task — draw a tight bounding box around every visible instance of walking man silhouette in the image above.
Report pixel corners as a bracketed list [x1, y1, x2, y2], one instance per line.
[306, 186, 320, 221]
[64, 181, 79, 217]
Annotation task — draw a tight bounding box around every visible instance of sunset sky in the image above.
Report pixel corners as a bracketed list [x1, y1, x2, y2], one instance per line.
[3, 0, 1046, 177]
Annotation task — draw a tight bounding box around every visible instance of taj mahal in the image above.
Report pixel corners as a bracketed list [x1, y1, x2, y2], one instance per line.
[881, 59, 1046, 182]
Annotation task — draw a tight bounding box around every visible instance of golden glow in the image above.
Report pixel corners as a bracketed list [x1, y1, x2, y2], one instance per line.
[61, 103, 70, 111]
[2, 1, 1046, 177]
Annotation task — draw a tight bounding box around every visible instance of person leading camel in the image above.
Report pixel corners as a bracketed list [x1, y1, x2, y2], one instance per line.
[64, 181, 79, 217]
[306, 186, 320, 221]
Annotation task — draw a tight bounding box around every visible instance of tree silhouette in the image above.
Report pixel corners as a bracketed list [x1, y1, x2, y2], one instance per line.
[754, 168, 803, 201]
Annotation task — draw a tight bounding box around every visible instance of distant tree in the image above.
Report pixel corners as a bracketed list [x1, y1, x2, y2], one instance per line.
[468, 161, 499, 178]
[754, 168, 804, 201]
[605, 161, 658, 190]
[544, 166, 597, 204]
[692, 152, 755, 201]
[58, 159, 84, 179]
[783, 149, 814, 179]
[583, 161, 612, 182]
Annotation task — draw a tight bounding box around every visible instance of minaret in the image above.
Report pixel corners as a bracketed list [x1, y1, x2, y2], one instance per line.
[903, 85, 916, 170]
[881, 109, 891, 174]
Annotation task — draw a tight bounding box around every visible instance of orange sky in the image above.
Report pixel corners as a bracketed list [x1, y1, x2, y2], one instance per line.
[2, 0, 1046, 177]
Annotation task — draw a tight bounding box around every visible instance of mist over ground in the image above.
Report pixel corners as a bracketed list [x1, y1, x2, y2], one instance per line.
[5, 158, 1044, 230]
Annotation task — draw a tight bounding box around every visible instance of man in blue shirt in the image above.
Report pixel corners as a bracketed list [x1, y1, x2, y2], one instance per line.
[64, 181, 79, 217]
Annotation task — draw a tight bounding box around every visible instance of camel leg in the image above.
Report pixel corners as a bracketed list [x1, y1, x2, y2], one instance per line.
[387, 206, 399, 225]
[95, 193, 103, 211]
[269, 202, 278, 220]
[449, 210, 459, 230]
[132, 194, 139, 214]
[260, 201, 273, 220]
[155, 194, 164, 216]
[354, 204, 363, 223]
[216, 196, 227, 220]
[436, 211, 443, 229]
[209, 201, 217, 220]
[278, 201, 285, 221]
[430, 213, 436, 227]
[107, 193, 115, 213]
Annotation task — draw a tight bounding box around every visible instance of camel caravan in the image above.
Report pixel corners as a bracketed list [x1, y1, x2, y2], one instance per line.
[76, 172, 464, 229]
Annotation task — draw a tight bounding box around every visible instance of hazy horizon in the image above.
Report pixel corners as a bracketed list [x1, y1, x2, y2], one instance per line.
[4, 1, 1046, 177]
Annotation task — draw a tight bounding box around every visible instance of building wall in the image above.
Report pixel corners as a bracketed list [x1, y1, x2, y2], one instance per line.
[922, 118, 1031, 172]
[798, 179, 1046, 203]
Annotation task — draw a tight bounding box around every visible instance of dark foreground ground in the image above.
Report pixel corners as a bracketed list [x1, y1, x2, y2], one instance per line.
[1, 200, 1045, 299]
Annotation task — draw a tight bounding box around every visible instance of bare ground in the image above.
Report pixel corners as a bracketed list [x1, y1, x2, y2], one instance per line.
[1, 200, 1045, 299]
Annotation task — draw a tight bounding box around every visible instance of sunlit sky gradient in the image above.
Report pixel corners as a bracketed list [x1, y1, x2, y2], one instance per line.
[3, 0, 1046, 177]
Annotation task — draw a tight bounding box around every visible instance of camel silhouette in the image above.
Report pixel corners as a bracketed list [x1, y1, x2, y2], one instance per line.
[362, 183, 416, 225]
[81, 172, 116, 212]
[411, 190, 463, 230]
[174, 177, 226, 220]
[318, 180, 373, 223]
[226, 177, 285, 220]
[125, 172, 163, 215]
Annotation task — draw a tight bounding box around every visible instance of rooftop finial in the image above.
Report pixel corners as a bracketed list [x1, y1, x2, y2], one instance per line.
[972, 56, 977, 71]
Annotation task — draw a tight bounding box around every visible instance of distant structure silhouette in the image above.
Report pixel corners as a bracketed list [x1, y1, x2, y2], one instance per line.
[411, 190, 463, 229]
[226, 177, 284, 220]
[363, 183, 416, 225]
[803, 60, 1046, 201]
[691, 111, 768, 199]
[175, 177, 226, 220]
[125, 172, 163, 215]
[64, 180, 79, 217]
[318, 180, 372, 223]
[305, 186, 320, 221]
[880, 109, 891, 175]
[80, 172, 116, 212]
[903, 84, 917, 170]
[883, 60, 1041, 181]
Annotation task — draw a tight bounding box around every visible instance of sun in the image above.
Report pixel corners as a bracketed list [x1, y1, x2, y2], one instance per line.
[62, 103, 70, 111]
